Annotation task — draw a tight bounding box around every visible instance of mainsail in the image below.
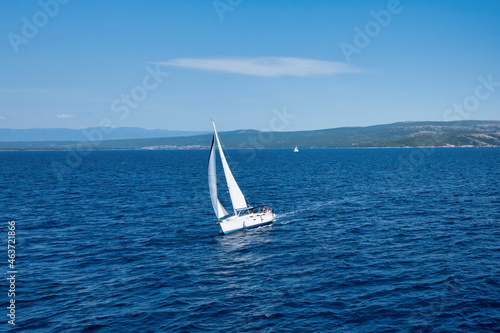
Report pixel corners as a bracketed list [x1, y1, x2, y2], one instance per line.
[208, 135, 229, 218]
[212, 121, 248, 212]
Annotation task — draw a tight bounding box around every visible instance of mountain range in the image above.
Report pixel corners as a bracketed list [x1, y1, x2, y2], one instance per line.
[0, 127, 207, 142]
[0, 120, 499, 150]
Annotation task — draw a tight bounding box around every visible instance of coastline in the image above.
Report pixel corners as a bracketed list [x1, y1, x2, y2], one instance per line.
[1, 145, 499, 152]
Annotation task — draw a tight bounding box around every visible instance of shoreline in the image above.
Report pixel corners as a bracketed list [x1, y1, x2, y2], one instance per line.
[1, 146, 499, 152]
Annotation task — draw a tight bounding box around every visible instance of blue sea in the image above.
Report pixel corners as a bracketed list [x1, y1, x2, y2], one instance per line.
[2, 148, 499, 332]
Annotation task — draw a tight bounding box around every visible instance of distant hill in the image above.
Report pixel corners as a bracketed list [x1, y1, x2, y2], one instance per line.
[0, 120, 499, 150]
[0, 127, 208, 142]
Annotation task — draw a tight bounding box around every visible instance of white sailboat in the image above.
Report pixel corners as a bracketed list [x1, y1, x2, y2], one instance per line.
[208, 120, 275, 234]
[294, 145, 299, 152]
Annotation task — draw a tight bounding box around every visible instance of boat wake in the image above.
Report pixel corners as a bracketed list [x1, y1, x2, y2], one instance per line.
[276, 199, 342, 223]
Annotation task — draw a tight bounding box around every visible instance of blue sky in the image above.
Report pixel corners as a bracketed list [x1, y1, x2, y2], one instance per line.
[1, 0, 499, 131]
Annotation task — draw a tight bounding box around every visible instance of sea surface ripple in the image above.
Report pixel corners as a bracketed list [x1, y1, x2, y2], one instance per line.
[1, 148, 499, 332]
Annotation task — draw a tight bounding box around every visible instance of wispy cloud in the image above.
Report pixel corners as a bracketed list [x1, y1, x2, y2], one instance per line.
[154, 57, 362, 77]
[0, 88, 83, 94]
[56, 113, 75, 119]
[0, 115, 6, 120]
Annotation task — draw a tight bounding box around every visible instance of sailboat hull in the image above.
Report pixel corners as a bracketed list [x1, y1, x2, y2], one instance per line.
[220, 211, 275, 234]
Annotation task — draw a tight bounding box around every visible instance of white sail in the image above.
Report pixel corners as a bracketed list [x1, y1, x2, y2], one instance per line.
[212, 121, 248, 212]
[208, 135, 229, 218]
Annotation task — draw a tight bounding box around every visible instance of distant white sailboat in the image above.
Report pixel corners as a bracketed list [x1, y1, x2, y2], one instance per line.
[208, 120, 275, 234]
[294, 145, 299, 152]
